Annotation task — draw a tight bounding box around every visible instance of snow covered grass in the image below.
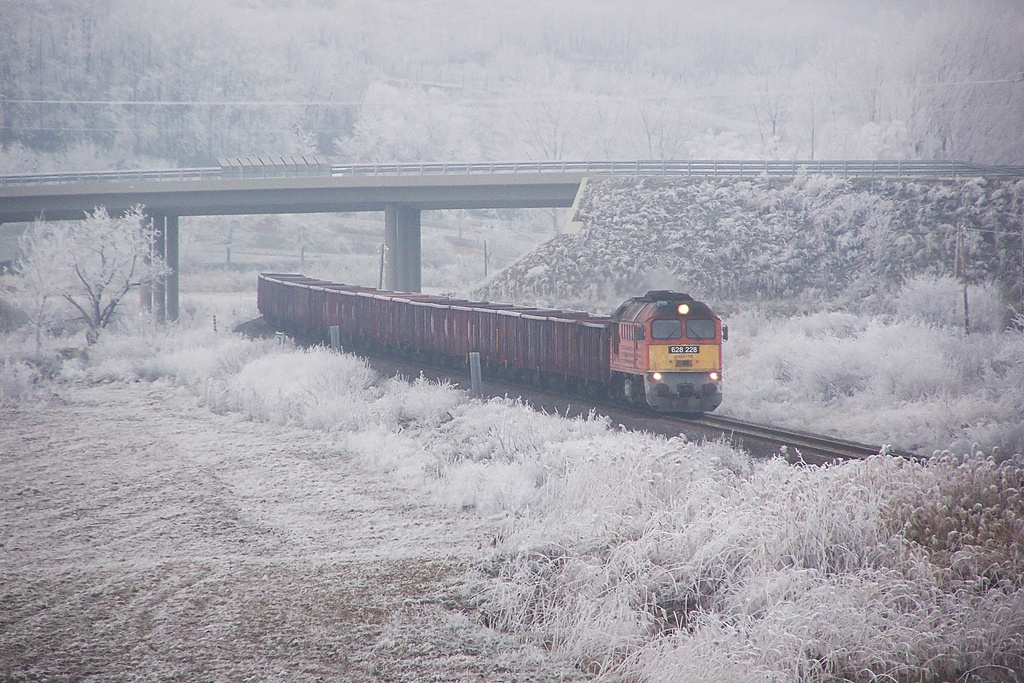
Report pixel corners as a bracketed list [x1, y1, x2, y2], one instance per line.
[55, 320, 611, 513]
[479, 447, 1024, 682]
[722, 295, 1024, 456]
[4, 281, 1023, 681]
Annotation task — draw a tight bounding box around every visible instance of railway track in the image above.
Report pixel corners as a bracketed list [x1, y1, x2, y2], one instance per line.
[683, 413, 918, 465]
[385, 353, 917, 465]
[242, 317, 919, 466]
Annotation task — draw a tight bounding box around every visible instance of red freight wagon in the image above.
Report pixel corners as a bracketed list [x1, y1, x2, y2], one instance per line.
[258, 273, 614, 393]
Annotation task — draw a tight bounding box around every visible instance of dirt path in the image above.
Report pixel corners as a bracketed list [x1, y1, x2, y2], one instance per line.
[0, 380, 582, 681]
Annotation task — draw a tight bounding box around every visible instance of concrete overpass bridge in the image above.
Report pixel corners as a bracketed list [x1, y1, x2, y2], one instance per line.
[2, 158, 1022, 321]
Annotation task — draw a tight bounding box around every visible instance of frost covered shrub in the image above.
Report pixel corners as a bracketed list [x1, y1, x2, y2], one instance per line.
[896, 274, 1005, 333]
[63, 321, 280, 386]
[201, 346, 380, 428]
[722, 310, 1024, 455]
[480, 448, 1024, 682]
[337, 394, 621, 512]
[0, 357, 41, 405]
[889, 452, 1024, 591]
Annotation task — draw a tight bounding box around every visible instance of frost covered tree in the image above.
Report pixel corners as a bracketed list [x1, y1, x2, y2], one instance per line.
[16, 206, 168, 345]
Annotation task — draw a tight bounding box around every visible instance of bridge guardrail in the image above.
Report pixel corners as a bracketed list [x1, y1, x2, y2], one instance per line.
[0, 167, 223, 186]
[2, 159, 1022, 186]
[330, 159, 1024, 178]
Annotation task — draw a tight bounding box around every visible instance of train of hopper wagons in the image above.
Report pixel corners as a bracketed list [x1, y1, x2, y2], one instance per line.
[258, 273, 728, 414]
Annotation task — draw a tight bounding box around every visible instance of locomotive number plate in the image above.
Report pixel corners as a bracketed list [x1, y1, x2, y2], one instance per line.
[669, 345, 700, 354]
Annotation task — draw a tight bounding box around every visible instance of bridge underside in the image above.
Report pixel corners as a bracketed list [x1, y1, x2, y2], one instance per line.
[0, 173, 586, 320]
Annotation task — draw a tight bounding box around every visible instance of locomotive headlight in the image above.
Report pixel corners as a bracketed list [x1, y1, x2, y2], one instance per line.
[677, 303, 690, 315]
[709, 372, 720, 381]
[651, 372, 663, 382]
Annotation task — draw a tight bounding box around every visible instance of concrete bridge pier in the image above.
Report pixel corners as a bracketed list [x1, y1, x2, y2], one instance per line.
[152, 212, 166, 321]
[165, 214, 179, 322]
[141, 211, 180, 322]
[384, 205, 421, 292]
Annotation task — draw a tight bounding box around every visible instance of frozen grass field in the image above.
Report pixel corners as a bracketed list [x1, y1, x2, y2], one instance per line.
[2, 281, 1023, 680]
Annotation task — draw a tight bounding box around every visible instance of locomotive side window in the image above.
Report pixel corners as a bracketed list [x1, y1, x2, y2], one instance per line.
[686, 319, 716, 340]
[651, 319, 683, 339]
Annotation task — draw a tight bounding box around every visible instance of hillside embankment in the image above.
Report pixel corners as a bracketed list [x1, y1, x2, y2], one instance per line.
[479, 175, 1024, 320]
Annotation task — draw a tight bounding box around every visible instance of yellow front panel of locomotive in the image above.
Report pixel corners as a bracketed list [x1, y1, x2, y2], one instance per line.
[648, 344, 719, 372]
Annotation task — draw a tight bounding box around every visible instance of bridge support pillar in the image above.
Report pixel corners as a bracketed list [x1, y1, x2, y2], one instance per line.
[152, 213, 166, 322]
[384, 205, 421, 292]
[141, 212, 180, 322]
[166, 214, 179, 322]
[140, 213, 155, 315]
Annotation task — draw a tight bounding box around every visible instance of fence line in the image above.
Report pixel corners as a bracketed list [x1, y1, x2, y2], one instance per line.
[3, 159, 1022, 186]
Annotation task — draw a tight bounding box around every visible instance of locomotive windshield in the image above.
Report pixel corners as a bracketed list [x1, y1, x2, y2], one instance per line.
[651, 319, 683, 339]
[686, 319, 716, 340]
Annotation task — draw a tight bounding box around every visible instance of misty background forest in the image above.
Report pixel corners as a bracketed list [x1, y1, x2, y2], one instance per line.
[1, 0, 1022, 172]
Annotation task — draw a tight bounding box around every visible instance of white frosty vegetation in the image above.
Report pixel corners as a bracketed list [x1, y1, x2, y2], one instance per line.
[479, 444, 1024, 682]
[722, 293, 1024, 456]
[480, 176, 1024, 327]
[13, 206, 168, 346]
[31, 316, 1019, 682]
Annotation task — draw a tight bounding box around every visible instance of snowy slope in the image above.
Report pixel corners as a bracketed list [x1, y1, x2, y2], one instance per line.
[478, 175, 1024, 317]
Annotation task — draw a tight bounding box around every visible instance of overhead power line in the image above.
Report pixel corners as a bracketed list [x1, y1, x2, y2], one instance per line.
[0, 75, 1021, 108]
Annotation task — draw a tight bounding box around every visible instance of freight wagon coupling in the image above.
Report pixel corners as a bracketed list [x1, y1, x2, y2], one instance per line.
[257, 274, 726, 415]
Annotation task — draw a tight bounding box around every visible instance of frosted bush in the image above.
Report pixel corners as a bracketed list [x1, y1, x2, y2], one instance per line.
[723, 309, 1024, 454]
[205, 346, 381, 429]
[368, 374, 467, 430]
[0, 357, 41, 406]
[889, 452, 1024, 588]
[896, 274, 1005, 333]
[63, 322, 280, 386]
[480, 446, 1024, 682]
[338, 395, 619, 513]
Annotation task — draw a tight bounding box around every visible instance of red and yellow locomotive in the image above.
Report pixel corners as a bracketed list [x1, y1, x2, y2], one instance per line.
[610, 290, 726, 413]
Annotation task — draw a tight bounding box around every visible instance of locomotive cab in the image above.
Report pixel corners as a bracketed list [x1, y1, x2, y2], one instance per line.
[610, 290, 725, 414]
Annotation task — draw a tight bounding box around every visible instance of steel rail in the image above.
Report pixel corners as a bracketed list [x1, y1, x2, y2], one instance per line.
[683, 413, 921, 463]
[2, 159, 1022, 186]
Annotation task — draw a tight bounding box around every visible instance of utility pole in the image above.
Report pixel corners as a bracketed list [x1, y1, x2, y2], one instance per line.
[1019, 223, 1024, 326]
[955, 223, 969, 335]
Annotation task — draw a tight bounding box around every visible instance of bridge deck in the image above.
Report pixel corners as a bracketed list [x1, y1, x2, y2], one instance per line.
[4, 158, 1021, 224]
